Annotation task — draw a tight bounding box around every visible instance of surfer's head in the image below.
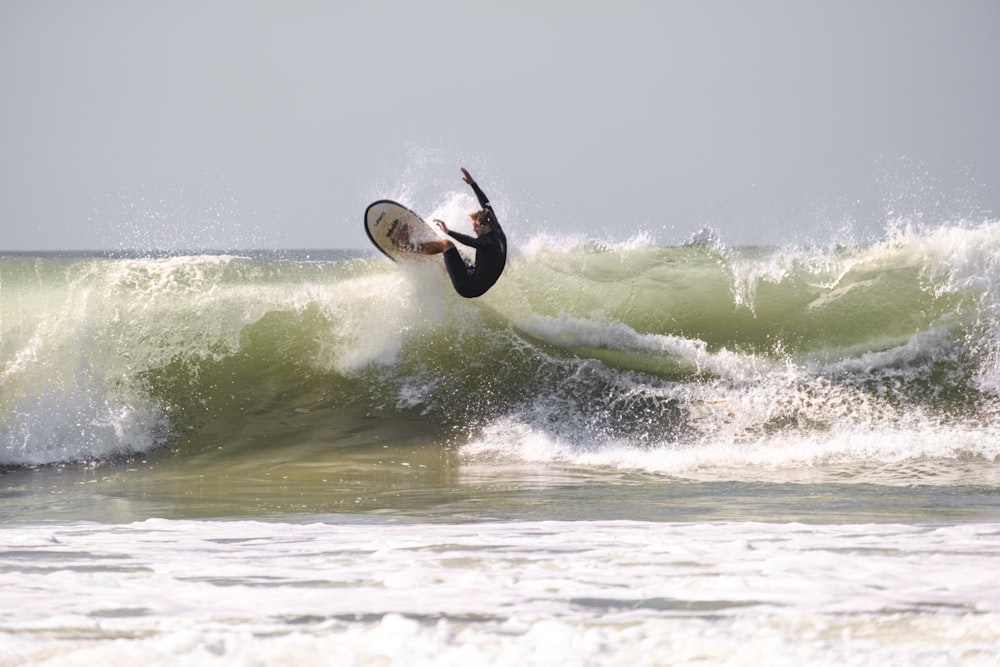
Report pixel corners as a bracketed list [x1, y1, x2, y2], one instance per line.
[470, 209, 496, 235]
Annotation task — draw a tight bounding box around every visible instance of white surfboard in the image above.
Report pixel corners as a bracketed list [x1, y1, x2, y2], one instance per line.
[364, 200, 441, 263]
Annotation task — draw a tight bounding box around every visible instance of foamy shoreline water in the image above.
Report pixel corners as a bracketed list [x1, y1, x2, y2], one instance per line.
[2, 519, 999, 666]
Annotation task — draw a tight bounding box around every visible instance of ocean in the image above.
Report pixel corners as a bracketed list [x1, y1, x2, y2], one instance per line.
[2, 221, 1000, 665]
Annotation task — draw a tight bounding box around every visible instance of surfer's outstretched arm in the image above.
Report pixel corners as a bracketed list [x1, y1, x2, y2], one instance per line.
[438, 218, 493, 251]
[461, 167, 491, 209]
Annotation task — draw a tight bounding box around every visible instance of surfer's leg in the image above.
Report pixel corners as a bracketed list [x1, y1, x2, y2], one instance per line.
[443, 247, 472, 275]
[443, 247, 476, 296]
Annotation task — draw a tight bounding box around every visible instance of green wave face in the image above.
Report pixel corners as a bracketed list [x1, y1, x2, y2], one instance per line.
[2, 224, 999, 467]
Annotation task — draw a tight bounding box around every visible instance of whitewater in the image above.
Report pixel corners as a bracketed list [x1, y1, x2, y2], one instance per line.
[2, 217, 1000, 665]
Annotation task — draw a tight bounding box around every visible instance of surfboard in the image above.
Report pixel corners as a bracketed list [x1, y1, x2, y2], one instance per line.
[364, 200, 441, 263]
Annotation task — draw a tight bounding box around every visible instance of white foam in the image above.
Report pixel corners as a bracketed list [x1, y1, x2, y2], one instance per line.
[462, 401, 1000, 484]
[1, 519, 998, 666]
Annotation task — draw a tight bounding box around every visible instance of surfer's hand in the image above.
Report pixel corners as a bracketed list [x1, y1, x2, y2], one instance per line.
[461, 168, 474, 185]
[434, 219, 449, 234]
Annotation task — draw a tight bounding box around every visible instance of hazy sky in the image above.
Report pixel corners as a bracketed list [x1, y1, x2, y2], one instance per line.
[2, 0, 998, 250]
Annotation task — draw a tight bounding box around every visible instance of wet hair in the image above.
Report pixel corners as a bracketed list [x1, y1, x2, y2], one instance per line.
[471, 209, 496, 230]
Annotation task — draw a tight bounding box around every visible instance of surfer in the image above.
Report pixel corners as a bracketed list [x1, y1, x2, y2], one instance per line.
[407, 167, 508, 298]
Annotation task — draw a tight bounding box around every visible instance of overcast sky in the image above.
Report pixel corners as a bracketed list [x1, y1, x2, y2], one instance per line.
[2, 0, 998, 251]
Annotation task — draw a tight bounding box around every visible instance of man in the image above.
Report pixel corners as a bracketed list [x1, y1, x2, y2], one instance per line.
[405, 167, 508, 298]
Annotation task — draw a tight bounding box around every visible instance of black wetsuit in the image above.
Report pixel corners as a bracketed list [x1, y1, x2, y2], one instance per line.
[443, 181, 507, 298]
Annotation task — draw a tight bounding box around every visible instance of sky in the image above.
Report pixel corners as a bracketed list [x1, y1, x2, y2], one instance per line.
[1, 0, 998, 251]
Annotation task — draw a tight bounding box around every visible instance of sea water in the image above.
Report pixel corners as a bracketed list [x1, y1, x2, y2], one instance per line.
[2, 222, 1000, 665]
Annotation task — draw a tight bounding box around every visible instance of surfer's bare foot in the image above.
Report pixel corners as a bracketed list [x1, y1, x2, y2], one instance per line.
[396, 226, 410, 249]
